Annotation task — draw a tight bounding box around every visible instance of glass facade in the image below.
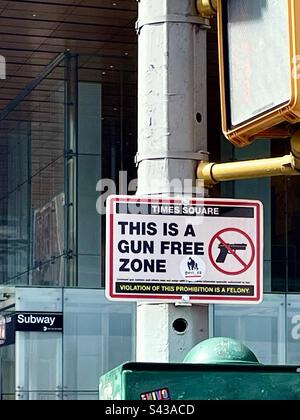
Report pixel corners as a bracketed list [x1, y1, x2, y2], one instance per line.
[0, 51, 138, 400]
[213, 293, 300, 366]
[213, 294, 286, 365]
[0, 287, 135, 400]
[0, 62, 65, 287]
[0, 59, 65, 287]
[0, 53, 137, 289]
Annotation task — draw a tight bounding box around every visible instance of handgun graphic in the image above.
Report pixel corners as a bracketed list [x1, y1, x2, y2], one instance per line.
[216, 243, 247, 263]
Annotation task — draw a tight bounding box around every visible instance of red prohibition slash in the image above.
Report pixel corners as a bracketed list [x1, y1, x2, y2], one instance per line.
[208, 228, 255, 276]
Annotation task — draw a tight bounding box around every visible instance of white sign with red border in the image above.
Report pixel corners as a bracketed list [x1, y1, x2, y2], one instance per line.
[106, 195, 263, 304]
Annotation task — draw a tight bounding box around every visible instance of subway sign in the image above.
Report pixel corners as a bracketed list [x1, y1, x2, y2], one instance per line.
[15, 312, 63, 332]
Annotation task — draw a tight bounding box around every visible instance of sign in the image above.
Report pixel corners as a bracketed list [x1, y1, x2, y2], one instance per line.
[106, 196, 263, 304]
[33, 192, 64, 286]
[15, 312, 63, 332]
[208, 228, 255, 275]
[0, 314, 15, 347]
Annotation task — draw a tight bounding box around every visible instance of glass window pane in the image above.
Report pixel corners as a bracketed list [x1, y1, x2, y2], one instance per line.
[30, 255, 65, 287]
[6, 184, 29, 284]
[223, 140, 272, 292]
[0, 344, 15, 399]
[15, 287, 62, 312]
[63, 289, 135, 392]
[63, 391, 98, 400]
[15, 332, 62, 395]
[16, 391, 62, 400]
[0, 60, 65, 288]
[30, 66, 65, 176]
[31, 157, 65, 285]
[287, 295, 300, 365]
[213, 294, 286, 364]
[78, 155, 101, 256]
[78, 255, 101, 288]
[286, 177, 300, 292]
[78, 82, 101, 155]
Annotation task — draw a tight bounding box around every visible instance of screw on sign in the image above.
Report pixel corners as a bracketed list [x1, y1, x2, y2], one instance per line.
[208, 228, 255, 276]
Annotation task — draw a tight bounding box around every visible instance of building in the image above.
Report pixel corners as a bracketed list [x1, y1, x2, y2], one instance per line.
[0, 0, 137, 400]
[0, 0, 299, 400]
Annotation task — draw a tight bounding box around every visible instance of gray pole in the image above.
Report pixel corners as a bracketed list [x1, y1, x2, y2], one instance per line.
[136, 0, 210, 362]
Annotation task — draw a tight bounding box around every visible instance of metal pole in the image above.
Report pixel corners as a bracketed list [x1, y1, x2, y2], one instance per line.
[65, 54, 78, 287]
[136, 0, 209, 363]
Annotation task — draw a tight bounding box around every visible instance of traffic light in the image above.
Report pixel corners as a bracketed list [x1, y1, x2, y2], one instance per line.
[218, 0, 300, 146]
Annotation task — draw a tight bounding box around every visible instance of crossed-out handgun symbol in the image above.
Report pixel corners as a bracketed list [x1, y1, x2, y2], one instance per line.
[216, 243, 247, 263]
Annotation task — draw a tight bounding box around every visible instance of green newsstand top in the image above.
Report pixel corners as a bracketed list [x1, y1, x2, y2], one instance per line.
[183, 337, 260, 365]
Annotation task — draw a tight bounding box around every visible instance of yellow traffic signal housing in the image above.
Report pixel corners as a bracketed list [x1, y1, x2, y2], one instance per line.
[218, 0, 300, 146]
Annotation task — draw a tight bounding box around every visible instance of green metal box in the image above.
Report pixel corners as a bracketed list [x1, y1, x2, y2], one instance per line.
[99, 362, 300, 400]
